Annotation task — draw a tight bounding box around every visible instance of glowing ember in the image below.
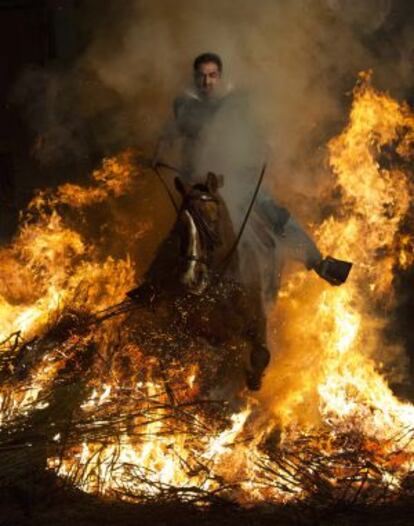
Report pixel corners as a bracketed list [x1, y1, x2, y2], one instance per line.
[2, 74, 414, 507]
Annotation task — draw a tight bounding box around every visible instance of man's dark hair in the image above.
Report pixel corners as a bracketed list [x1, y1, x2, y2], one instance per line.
[193, 52, 223, 73]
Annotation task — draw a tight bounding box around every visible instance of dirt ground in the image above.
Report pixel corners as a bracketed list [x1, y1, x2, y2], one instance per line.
[1, 476, 414, 526]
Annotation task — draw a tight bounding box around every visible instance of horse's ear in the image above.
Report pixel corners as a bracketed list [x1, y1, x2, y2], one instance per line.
[206, 172, 223, 193]
[174, 177, 189, 196]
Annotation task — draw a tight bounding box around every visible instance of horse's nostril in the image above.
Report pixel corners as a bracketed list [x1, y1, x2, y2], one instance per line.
[190, 265, 209, 295]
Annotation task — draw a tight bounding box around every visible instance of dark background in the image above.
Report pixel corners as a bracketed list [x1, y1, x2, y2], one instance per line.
[0, 0, 81, 237]
[1, 0, 413, 241]
[0, 0, 136, 238]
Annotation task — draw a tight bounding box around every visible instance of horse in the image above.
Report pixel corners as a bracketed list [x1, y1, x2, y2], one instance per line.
[127, 172, 270, 394]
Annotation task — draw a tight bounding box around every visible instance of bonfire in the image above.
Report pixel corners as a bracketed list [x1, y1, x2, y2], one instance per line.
[0, 72, 414, 515]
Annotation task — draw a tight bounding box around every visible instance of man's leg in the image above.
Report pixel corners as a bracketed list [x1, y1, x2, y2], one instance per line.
[255, 193, 351, 285]
[282, 216, 322, 269]
[256, 192, 322, 270]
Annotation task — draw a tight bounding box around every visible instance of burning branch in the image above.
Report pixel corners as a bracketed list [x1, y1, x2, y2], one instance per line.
[1, 75, 414, 513]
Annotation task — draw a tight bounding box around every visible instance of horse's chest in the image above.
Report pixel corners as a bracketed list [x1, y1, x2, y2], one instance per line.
[173, 282, 245, 341]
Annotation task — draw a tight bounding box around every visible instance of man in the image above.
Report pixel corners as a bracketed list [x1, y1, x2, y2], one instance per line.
[153, 52, 230, 179]
[154, 52, 350, 304]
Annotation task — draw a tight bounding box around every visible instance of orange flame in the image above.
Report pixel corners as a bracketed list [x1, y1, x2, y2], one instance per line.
[2, 74, 414, 506]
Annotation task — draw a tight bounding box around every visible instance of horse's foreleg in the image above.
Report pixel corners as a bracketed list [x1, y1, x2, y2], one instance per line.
[246, 342, 270, 391]
[243, 321, 270, 391]
[233, 288, 270, 391]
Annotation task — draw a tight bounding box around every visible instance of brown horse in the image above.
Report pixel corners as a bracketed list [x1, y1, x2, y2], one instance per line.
[128, 172, 270, 393]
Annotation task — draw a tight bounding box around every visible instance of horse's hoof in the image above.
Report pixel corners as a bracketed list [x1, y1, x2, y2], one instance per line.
[126, 286, 141, 299]
[245, 370, 262, 391]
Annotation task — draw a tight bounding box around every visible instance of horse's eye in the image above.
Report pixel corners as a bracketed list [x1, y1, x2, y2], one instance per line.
[205, 202, 219, 221]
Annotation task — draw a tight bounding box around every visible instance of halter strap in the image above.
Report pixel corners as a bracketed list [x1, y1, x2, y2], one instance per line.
[186, 202, 220, 251]
[183, 255, 208, 264]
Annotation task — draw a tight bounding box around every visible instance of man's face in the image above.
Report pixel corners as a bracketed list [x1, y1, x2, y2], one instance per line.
[194, 61, 222, 99]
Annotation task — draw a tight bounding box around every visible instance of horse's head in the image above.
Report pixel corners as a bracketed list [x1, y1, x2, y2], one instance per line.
[175, 172, 225, 295]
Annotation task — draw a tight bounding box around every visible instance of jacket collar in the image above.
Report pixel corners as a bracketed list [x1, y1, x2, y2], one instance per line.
[183, 82, 234, 102]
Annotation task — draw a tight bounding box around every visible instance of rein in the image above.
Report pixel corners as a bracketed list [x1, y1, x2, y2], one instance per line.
[219, 163, 267, 271]
[153, 163, 179, 212]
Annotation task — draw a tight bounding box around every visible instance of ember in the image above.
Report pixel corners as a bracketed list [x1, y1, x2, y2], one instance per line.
[0, 74, 414, 511]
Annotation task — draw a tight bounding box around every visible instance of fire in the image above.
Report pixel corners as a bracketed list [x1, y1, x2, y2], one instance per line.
[263, 71, 414, 477]
[2, 74, 414, 507]
[0, 151, 137, 342]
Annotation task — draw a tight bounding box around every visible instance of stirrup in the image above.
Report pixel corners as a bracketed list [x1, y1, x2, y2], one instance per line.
[315, 257, 352, 286]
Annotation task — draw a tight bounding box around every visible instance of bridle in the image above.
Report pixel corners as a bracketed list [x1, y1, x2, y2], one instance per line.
[152, 161, 267, 271]
[186, 196, 220, 252]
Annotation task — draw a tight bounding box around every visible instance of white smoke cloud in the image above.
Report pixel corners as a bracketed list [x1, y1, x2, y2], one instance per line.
[78, 1, 413, 201]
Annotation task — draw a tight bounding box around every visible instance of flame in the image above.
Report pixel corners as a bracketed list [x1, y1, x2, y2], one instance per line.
[0, 151, 138, 342]
[2, 74, 414, 506]
[262, 71, 414, 469]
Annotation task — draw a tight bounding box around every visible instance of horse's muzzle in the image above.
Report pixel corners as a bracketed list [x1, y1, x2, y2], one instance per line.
[181, 259, 209, 295]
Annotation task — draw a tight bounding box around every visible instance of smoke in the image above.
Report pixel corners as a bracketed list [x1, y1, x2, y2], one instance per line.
[73, 0, 413, 196]
[14, 1, 414, 187]
[12, 0, 414, 396]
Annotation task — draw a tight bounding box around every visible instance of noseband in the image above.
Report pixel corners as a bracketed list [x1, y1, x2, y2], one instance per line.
[185, 195, 220, 253]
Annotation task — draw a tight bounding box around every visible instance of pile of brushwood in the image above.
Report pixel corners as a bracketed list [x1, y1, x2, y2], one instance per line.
[0, 301, 414, 526]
